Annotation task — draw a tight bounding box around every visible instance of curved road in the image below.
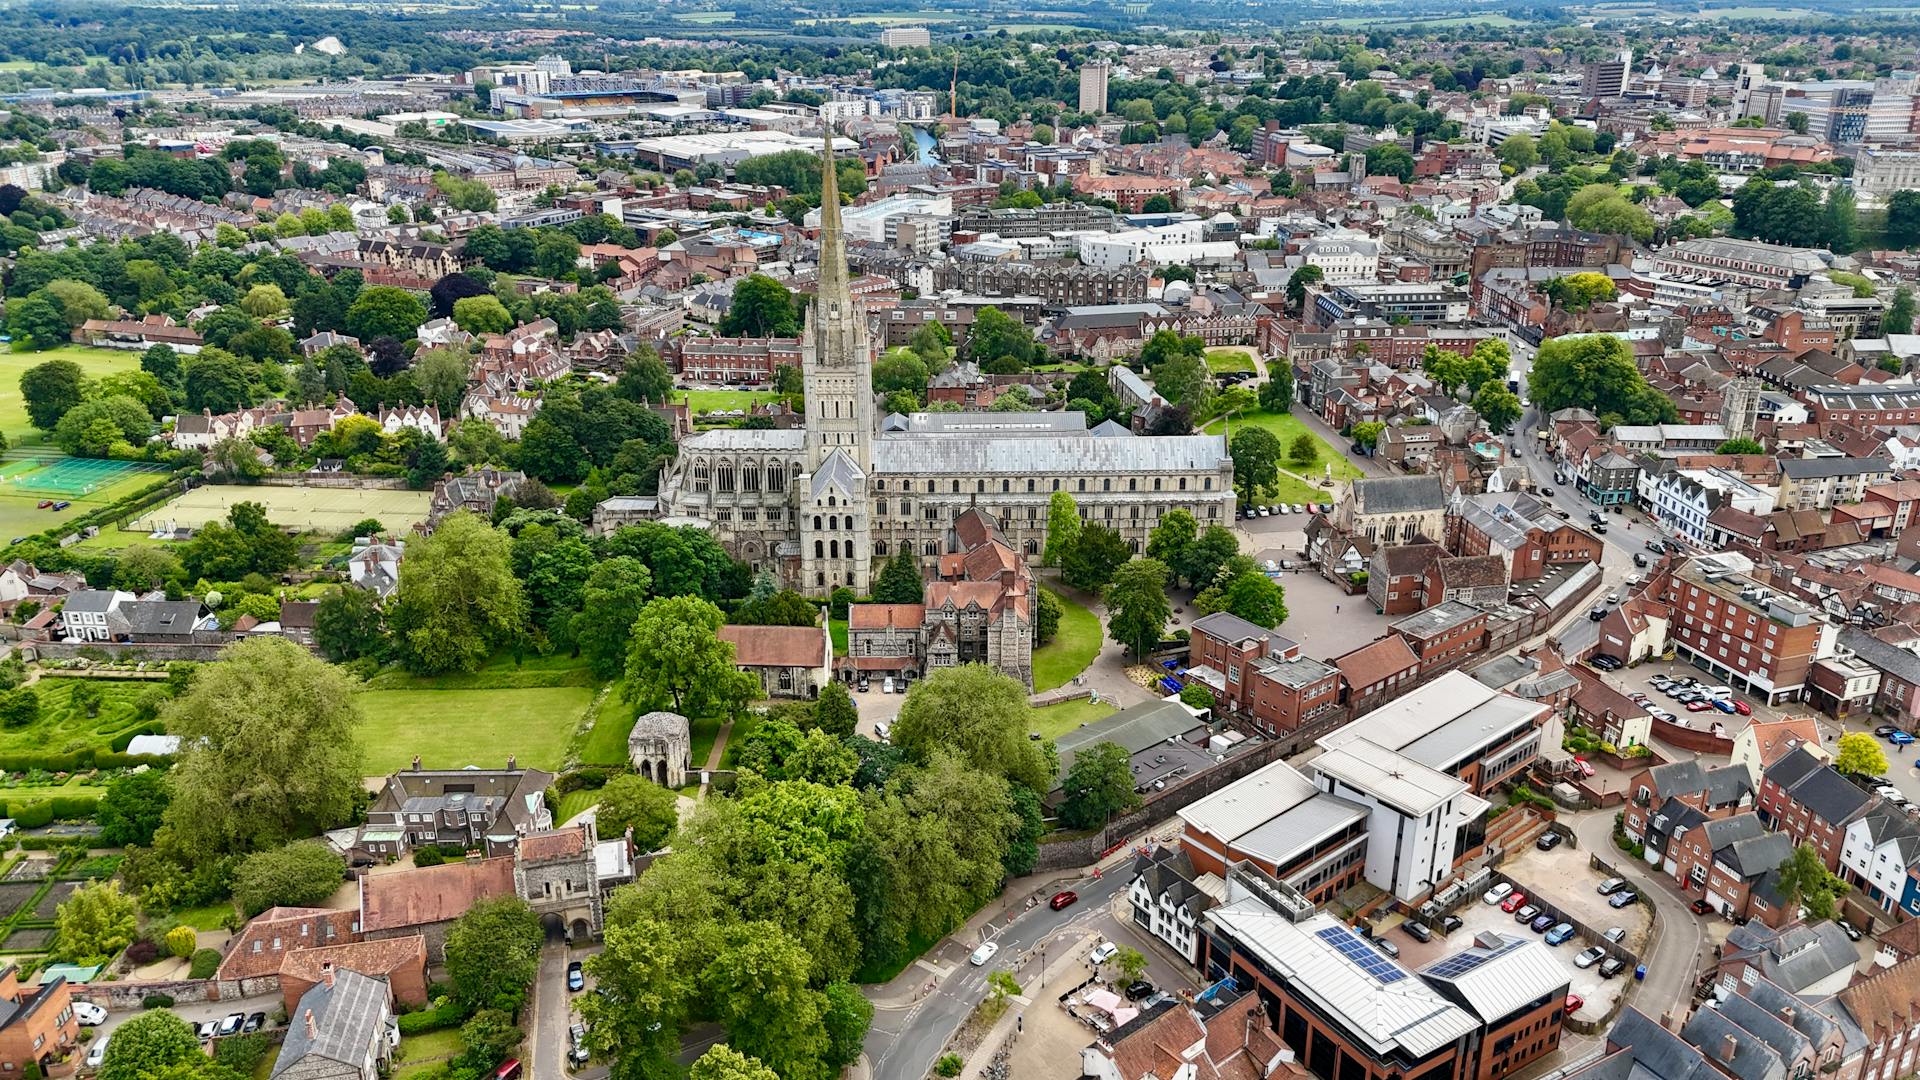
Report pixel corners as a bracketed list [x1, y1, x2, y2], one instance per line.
[865, 870, 1130, 1080]
[1570, 812, 1707, 1024]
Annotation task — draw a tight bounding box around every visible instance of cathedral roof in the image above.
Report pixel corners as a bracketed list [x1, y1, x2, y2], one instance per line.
[871, 432, 1227, 474]
[811, 448, 865, 500]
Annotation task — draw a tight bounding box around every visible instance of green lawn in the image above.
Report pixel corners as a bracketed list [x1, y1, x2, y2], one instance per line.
[354, 686, 594, 773]
[578, 686, 636, 767]
[829, 619, 848, 656]
[554, 789, 600, 824]
[676, 389, 781, 416]
[362, 652, 599, 692]
[719, 712, 762, 769]
[0, 346, 144, 445]
[1202, 408, 1366, 499]
[1029, 697, 1117, 740]
[1204, 348, 1257, 374]
[0, 677, 159, 757]
[168, 902, 238, 932]
[392, 1029, 465, 1079]
[689, 713, 724, 773]
[1033, 587, 1101, 692]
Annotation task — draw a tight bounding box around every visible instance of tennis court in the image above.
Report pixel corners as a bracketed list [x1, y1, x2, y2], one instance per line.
[131, 484, 435, 535]
[0, 458, 169, 496]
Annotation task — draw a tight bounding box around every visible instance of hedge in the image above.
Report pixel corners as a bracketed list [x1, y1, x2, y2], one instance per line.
[0, 745, 173, 773]
[11, 803, 52, 829]
[396, 1000, 472, 1035]
[49, 796, 97, 820]
[16, 835, 91, 852]
[188, 948, 222, 980]
[140, 993, 174, 1010]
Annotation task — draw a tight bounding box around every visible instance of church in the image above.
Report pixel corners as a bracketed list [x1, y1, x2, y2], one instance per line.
[652, 132, 1236, 595]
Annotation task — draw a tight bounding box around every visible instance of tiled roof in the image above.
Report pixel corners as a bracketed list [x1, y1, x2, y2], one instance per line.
[517, 826, 590, 862]
[1333, 636, 1419, 689]
[359, 858, 514, 933]
[848, 603, 925, 630]
[279, 935, 426, 984]
[718, 624, 828, 669]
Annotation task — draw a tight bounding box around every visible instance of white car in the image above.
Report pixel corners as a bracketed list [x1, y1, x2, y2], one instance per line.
[1089, 941, 1119, 966]
[72, 1001, 107, 1026]
[1707, 685, 1734, 699]
[1483, 882, 1514, 905]
[969, 942, 999, 966]
[1574, 946, 1606, 969]
[85, 1035, 109, 1068]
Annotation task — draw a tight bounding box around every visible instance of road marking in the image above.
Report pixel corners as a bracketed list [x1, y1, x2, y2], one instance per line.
[914, 958, 951, 978]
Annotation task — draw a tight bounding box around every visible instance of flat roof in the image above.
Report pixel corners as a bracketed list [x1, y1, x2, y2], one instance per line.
[1319, 671, 1548, 775]
[1313, 738, 1468, 816]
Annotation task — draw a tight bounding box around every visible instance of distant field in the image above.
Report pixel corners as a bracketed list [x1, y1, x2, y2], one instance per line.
[1694, 4, 1817, 15]
[672, 10, 736, 21]
[986, 22, 1097, 31]
[132, 484, 433, 534]
[0, 459, 166, 545]
[677, 388, 781, 415]
[827, 11, 960, 22]
[1029, 696, 1116, 740]
[1318, 11, 1522, 23]
[0, 346, 144, 445]
[0, 61, 42, 72]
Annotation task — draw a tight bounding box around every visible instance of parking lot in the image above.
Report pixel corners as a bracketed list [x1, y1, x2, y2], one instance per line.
[1595, 660, 1783, 743]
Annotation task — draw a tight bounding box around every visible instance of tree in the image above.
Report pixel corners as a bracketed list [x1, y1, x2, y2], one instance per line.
[1472, 385, 1523, 433]
[626, 596, 739, 715]
[1498, 132, 1538, 171]
[1260, 362, 1293, 412]
[1043, 491, 1081, 568]
[1146, 509, 1197, 583]
[581, 914, 692, 1076]
[99, 1010, 203, 1080]
[161, 637, 365, 857]
[98, 769, 169, 847]
[1889, 190, 1920, 251]
[344, 285, 428, 342]
[966, 307, 1036, 371]
[1061, 524, 1130, 593]
[1889, 287, 1917, 336]
[445, 896, 544, 1012]
[1221, 570, 1287, 627]
[893, 666, 1051, 792]
[1775, 842, 1847, 921]
[1060, 741, 1141, 829]
[872, 351, 929, 395]
[1107, 558, 1172, 658]
[871, 553, 925, 605]
[1287, 432, 1317, 465]
[452, 294, 514, 334]
[691, 1046, 783, 1080]
[596, 774, 680, 852]
[616, 348, 674, 404]
[415, 345, 473, 417]
[703, 924, 831, 1080]
[1352, 420, 1386, 450]
[19, 358, 85, 430]
[42, 279, 111, 327]
[308, 585, 384, 663]
[54, 880, 138, 965]
[1112, 945, 1149, 984]
[821, 982, 873, 1071]
[1715, 437, 1765, 456]
[814, 681, 859, 740]
[1542, 271, 1619, 313]
[1836, 732, 1890, 778]
[233, 843, 346, 916]
[165, 925, 198, 959]
[719, 274, 801, 337]
[1528, 334, 1676, 427]
[390, 513, 525, 674]
[457, 1009, 523, 1074]
[1285, 264, 1324, 313]
[5, 294, 72, 351]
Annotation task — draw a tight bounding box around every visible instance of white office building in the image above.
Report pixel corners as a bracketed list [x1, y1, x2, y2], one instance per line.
[1309, 739, 1489, 903]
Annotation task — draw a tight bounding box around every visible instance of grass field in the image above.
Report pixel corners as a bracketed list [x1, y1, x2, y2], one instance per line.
[0, 346, 144, 445]
[392, 1029, 465, 1079]
[133, 483, 433, 535]
[677, 389, 781, 415]
[354, 686, 594, 773]
[671, 10, 736, 21]
[0, 678, 158, 757]
[1204, 348, 1257, 374]
[0, 460, 165, 545]
[1029, 696, 1116, 740]
[829, 618, 848, 656]
[579, 686, 635, 767]
[554, 789, 600, 824]
[1203, 408, 1366, 484]
[0, 61, 42, 72]
[1033, 587, 1101, 692]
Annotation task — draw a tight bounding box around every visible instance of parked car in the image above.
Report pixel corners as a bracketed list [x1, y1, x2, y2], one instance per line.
[1405, 921, 1433, 943]
[1609, 889, 1640, 908]
[1690, 899, 1714, 915]
[1372, 937, 1399, 958]
[1441, 915, 1464, 933]
[244, 1012, 265, 1033]
[1706, 685, 1734, 699]
[856, 675, 870, 692]
[1588, 607, 1607, 622]
[1536, 831, 1564, 851]
[1633, 553, 1649, 567]
[1731, 700, 1752, 716]
[1843, 922, 1864, 941]
[1484, 882, 1514, 905]
[882, 676, 895, 694]
[1545, 923, 1576, 945]
[1574, 757, 1596, 777]
[1514, 903, 1541, 924]
[197, 1020, 219, 1040]
[1089, 941, 1118, 965]
[1597, 878, 1628, 895]
[970, 942, 1000, 966]
[1593, 522, 1607, 533]
[73, 1001, 106, 1027]
[1712, 698, 1738, 714]
[1893, 731, 1915, 747]
[1686, 700, 1712, 712]
[1566, 993, 1585, 1013]
[1877, 725, 1902, 738]
[567, 961, 584, 992]
[34, 500, 50, 510]
[86, 1036, 110, 1069]
[1500, 890, 1528, 912]
[1598, 957, 1628, 978]
[1049, 890, 1078, 911]
[1542, 487, 1555, 497]
[218, 1013, 244, 1037]
[1602, 926, 1627, 943]
[1125, 981, 1156, 1001]
[1529, 913, 1556, 933]
[1645, 540, 1665, 553]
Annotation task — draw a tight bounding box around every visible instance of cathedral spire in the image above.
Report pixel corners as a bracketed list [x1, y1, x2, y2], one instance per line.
[817, 122, 849, 311]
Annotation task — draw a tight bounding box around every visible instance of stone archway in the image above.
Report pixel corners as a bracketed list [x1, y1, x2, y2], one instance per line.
[540, 912, 565, 940]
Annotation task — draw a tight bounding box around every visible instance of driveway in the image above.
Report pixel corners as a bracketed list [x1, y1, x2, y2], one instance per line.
[1569, 810, 1708, 1023]
[531, 938, 605, 1079]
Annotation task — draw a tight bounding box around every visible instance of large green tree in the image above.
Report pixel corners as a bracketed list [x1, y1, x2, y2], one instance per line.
[5, 294, 72, 351]
[312, 585, 385, 662]
[870, 553, 925, 605]
[54, 880, 139, 966]
[98, 769, 170, 848]
[575, 557, 653, 679]
[1061, 524, 1130, 593]
[161, 637, 365, 857]
[100, 1010, 204, 1080]
[1229, 426, 1283, 500]
[1528, 334, 1676, 427]
[625, 595, 740, 716]
[965, 306, 1037, 372]
[595, 773, 681, 852]
[19, 357, 86, 429]
[719, 274, 801, 337]
[1043, 490, 1081, 568]
[232, 843, 346, 915]
[1107, 558, 1172, 657]
[445, 896, 545, 1012]
[1060, 741, 1141, 830]
[893, 665, 1051, 792]
[344, 285, 429, 342]
[389, 512, 526, 674]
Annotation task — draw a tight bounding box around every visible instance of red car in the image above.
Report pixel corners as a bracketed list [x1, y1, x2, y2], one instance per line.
[1731, 700, 1752, 716]
[1574, 756, 1595, 778]
[1566, 994, 1584, 1014]
[1686, 700, 1712, 712]
[1049, 891, 1078, 911]
[1500, 891, 1528, 913]
[34, 501, 49, 509]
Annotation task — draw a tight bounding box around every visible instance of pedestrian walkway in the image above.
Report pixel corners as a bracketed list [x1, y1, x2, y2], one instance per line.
[695, 720, 734, 800]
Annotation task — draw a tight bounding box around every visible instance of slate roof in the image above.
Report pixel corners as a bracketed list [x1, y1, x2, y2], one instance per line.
[870, 431, 1228, 474]
[1724, 920, 1860, 995]
[1682, 1004, 1788, 1080]
[1054, 698, 1206, 782]
[1352, 474, 1447, 515]
[273, 968, 389, 1080]
[1768, 751, 1872, 826]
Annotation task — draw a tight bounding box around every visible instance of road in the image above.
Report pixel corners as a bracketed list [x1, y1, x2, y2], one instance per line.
[1570, 811, 1707, 1024]
[865, 869, 1130, 1080]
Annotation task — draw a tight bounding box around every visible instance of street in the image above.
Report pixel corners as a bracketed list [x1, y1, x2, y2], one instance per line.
[1569, 811, 1708, 1024]
[865, 868, 1131, 1080]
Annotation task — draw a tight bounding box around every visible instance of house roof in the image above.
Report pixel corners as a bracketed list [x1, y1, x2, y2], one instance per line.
[217, 908, 356, 982]
[359, 858, 514, 933]
[279, 936, 426, 985]
[273, 968, 390, 1080]
[718, 624, 828, 669]
[848, 603, 925, 630]
[1839, 953, 1920, 1039]
[1681, 1004, 1788, 1080]
[517, 826, 590, 862]
[1333, 635, 1420, 689]
[1352, 474, 1446, 515]
[1054, 699, 1205, 783]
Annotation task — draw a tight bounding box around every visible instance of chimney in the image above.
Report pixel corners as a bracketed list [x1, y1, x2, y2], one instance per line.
[1721, 1035, 1739, 1062]
[305, 1010, 317, 1040]
[322, 963, 334, 989]
[1781, 1006, 1796, 1026]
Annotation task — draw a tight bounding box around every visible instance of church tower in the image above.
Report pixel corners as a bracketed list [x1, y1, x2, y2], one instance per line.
[795, 124, 876, 595]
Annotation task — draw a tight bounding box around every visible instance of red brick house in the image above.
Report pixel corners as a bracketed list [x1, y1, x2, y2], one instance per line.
[1332, 636, 1421, 719]
[1756, 747, 1874, 871]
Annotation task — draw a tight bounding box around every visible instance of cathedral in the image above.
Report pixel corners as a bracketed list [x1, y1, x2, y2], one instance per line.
[652, 132, 1237, 595]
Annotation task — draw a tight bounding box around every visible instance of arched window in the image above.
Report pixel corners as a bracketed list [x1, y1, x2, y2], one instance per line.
[767, 464, 783, 491]
[693, 461, 710, 491]
[1078, 479, 1086, 492]
[876, 500, 887, 516]
[829, 515, 839, 531]
[742, 462, 760, 493]
[902, 480, 913, 492]
[831, 539, 840, 558]
[875, 540, 888, 556]
[814, 515, 823, 531]
[1103, 479, 1112, 492]
[1179, 477, 1188, 491]
[924, 541, 938, 555]
[876, 480, 886, 491]
[1025, 539, 1038, 555]
[814, 540, 824, 558]
[977, 480, 985, 493]
[716, 463, 735, 493]
[952, 480, 960, 493]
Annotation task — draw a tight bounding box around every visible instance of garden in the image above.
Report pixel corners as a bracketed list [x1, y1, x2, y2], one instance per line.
[1032, 588, 1100, 692]
[355, 655, 602, 774]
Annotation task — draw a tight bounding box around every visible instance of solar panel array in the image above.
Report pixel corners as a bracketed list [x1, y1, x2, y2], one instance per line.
[1424, 937, 1528, 980]
[1316, 925, 1408, 984]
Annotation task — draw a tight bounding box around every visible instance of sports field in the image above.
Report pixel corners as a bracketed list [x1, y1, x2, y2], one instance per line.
[132, 484, 434, 535]
[0, 346, 143, 445]
[0, 456, 169, 543]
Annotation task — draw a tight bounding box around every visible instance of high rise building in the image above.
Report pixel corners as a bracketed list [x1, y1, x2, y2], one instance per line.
[878, 26, 930, 48]
[1583, 49, 1632, 99]
[1079, 62, 1110, 115]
